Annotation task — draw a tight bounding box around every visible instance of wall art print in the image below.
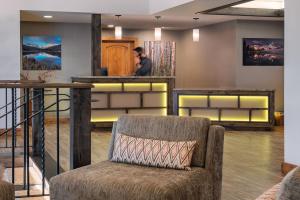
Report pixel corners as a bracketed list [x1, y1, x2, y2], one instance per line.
[243, 38, 284, 66]
[144, 41, 176, 76]
[22, 35, 62, 70]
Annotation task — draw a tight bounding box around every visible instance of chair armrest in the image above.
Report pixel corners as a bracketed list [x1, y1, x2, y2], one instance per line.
[108, 121, 118, 160]
[205, 125, 225, 200]
[0, 180, 14, 200]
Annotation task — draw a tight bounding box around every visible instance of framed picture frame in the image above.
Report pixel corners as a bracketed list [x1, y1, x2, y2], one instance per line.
[22, 35, 62, 70]
[243, 38, 284, 66]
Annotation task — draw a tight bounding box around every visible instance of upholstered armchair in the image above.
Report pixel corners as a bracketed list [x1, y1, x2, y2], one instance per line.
[50, 115, 225, 200]
[0, 180, 14, 200]
[0, 164, 14, 200]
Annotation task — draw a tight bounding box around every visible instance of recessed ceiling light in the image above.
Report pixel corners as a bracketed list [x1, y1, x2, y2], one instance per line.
[107, 24, 114, 28]
[233, 0, 284, 10]
[43, 15, 53, 19]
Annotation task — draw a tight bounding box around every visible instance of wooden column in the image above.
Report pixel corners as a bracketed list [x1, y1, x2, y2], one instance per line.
[70, 88, 92, 169]
[92, 14, 102, 76]
[32, 88, 42, 156]
[167, 78, 175, 115]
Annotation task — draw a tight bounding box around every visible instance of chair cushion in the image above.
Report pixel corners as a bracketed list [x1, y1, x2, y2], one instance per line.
[111, 133, 197, 170]
[50, 161, 213, 200]
[109, 115, 211, 167]
[277, 166, 300, 200]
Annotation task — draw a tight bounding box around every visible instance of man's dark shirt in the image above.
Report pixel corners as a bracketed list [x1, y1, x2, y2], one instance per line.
[135, 57, 152, 76]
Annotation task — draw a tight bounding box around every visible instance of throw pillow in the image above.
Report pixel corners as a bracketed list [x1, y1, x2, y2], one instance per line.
[111, 133, 197, 170]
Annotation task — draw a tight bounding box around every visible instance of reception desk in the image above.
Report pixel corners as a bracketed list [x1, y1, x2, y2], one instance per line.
[173, 89, 275, 129]
[72, 76, 175, 127]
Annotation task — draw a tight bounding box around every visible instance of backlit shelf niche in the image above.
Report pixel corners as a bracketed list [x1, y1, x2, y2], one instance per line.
[91, 82, 168, 123]
[173, 89, 275, 129]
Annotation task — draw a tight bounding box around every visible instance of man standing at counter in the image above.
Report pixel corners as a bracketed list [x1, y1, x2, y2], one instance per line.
[133, 47, 152, 76]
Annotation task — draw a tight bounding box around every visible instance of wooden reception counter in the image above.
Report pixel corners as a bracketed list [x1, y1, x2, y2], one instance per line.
[173, 88, 275, 130]
[72, 76, 175, 127]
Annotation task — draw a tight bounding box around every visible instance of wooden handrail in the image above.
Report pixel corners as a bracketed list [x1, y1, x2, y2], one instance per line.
[0, 82, 93, 88]
[0, 80, 45, 83]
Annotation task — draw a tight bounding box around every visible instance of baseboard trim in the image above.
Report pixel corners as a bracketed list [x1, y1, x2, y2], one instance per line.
[282, 162, 298, 175]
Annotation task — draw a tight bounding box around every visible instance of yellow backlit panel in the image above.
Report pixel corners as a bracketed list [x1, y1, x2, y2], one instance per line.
[251, 110, 269, 122]
[91, 110, 126, 122]
[210, 96, 238, 108]
[143, 92, 167, 107]
[92, 83, 122, 92]
[221, 110, 249, 122]
[152, 83, 167, 91]
[179, 95, 208, 107]
[179, 108, 189, 116]
[91, 117, 118, 122]
[240, 96, 268, 109]
[128, 108, 167, 116]
[192, 109, 219, 121]
[124, 83, 150, 91]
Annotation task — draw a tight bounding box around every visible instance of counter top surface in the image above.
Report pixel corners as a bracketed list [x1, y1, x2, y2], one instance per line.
[174, 88, 275, 92]
[72, 76, 175, 79]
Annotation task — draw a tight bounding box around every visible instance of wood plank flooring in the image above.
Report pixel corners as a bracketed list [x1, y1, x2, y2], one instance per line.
[222, 127, 283, 200]
[1, 124, 284, 200]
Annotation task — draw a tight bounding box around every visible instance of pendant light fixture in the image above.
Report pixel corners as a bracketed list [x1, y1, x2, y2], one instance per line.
[193, 18, 200, 42]
[154, 16, 162, 41]
[115, 15, 122, 40]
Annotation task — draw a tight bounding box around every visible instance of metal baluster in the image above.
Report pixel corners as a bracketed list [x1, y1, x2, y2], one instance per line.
[23, 89, 27, 189]
[56, 88, 60, 174]
[5, 88, 8, 148]
[41, 88, 45, 195]
[14, 88, 17, 148]
[11, 88, 15, 184]
[26, 88, 30, 196]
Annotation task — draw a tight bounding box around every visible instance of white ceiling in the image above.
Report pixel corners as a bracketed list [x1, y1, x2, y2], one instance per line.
[21, 11, 92, 24]
[21, 0, 284, 30]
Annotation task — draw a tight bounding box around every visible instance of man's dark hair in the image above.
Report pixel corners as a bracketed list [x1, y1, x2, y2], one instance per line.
[133, 47, 144, 55]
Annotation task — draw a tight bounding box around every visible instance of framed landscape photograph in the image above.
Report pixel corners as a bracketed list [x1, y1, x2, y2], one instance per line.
[243, 38, 284, 66]
[22, 35, 62, 70]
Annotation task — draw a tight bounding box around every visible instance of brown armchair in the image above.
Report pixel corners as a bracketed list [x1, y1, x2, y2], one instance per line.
[50, 115, 225, 200]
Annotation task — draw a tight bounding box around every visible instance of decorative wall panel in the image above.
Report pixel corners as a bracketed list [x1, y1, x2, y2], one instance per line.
[173, 89, 275, 129]
[72, 76, 175, 127]
[144, 41, 176, 76]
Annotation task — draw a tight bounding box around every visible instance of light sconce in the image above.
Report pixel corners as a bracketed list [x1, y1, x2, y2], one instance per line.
[155, 27, 162, 41]
[154, 16, 162, 41]
[193, 18, 199, 42]
[115, 15, 122, 39]
[115, 26, 122, 40]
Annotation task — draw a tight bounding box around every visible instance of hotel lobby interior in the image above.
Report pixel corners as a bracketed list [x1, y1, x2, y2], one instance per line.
[0, 0, 299, 199]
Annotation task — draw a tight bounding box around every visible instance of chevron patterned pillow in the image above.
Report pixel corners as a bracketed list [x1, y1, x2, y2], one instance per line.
[111, 133, 197, 170]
